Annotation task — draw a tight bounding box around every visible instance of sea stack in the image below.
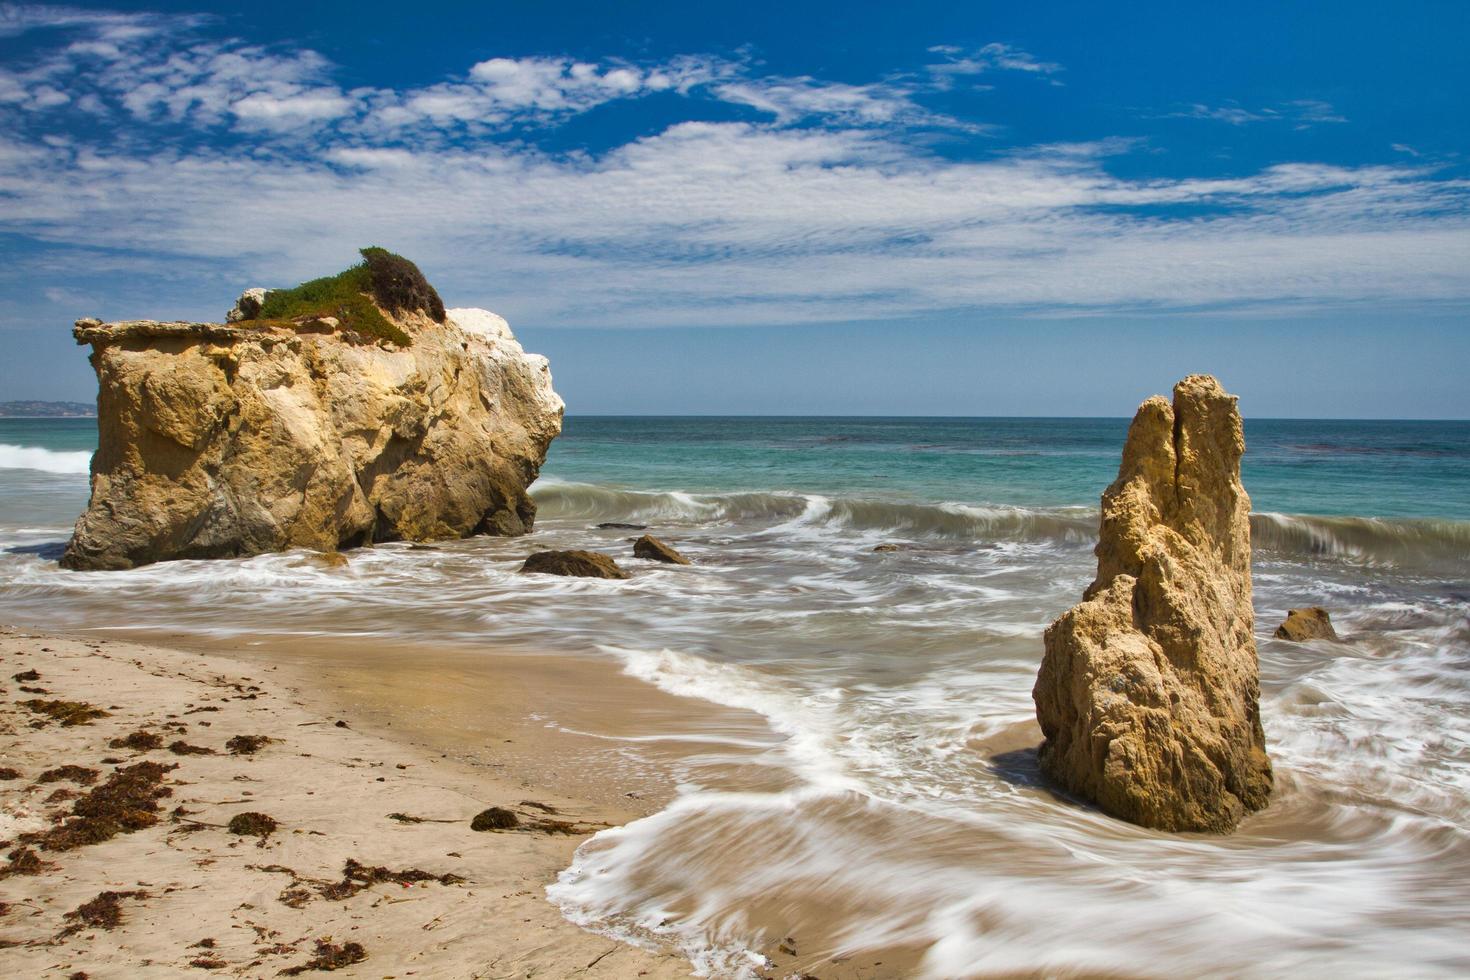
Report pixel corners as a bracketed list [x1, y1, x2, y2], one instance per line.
[62, 249, 564, 570]
[1032, 375, 1272, 833]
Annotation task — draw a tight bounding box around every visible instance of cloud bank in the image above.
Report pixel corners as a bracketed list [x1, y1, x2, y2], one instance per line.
[0, 3, 1466, 330]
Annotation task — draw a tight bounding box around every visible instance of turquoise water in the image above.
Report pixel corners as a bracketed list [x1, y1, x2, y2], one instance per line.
[10, 415, 1466, 520]
[544, 416, 1470, 519]
[2, 413, 1469, 975]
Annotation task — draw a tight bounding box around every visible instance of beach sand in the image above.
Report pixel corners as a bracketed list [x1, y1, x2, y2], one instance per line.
[0, 625, 695, 978]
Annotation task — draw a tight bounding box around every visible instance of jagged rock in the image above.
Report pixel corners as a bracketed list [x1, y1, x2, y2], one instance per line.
[633, 534, 690, 565]
[1275, 607, 1338, 641]
[226, 287, 270, 323]
[1032, 375, 1272, 833]
[520, 550, 629, 579]
[62, 252, 563, 570]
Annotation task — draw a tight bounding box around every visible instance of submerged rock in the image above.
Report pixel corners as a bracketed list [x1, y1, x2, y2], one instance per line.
[1275, 607, 1339, 641]
[1032, 375, 1272, 833]
[633, 534, 691, 565]
[61, 249, 563, 570]
[520, 550, 630, 579]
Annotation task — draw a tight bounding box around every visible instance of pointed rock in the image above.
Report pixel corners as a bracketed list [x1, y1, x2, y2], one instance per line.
[633, 534, 691, 565]
[1274, 607, 1338, 641]
[1032, 375, 1272, 833]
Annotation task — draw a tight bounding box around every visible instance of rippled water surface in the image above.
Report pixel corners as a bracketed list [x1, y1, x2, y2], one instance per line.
[2, 415, 1468, 976]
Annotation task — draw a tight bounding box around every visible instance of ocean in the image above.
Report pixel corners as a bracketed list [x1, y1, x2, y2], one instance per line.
[3, 415, 1469, 976]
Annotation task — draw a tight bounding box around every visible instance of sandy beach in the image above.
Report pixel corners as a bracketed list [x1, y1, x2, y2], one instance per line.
[0, 625, 697, 979]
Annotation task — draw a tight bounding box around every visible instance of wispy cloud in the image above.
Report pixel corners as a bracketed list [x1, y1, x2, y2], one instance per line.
[927, 43, 1064, 83]
[1165, 98, 1349, 128]
[0, 4, 1464, 332]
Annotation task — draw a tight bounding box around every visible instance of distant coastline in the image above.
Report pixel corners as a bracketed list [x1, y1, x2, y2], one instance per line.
[0, 400, 95, 417]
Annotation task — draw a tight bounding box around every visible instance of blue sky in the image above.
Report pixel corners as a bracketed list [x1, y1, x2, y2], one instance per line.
[1, 0, 1467, 416]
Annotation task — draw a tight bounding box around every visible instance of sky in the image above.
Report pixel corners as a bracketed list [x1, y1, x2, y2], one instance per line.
[0, 0, 1467, 417]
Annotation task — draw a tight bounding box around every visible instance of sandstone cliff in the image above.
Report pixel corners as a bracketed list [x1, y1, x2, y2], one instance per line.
[62, 251, 563, 570]
[1032, 375, 1272, 833]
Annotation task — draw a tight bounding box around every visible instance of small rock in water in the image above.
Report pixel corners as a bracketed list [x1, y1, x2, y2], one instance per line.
[304, 551, 349, 568]
[520, 550, 630, 579]
[596, 522, 648, 530]
[632, 534, 691, 565]
[1274, 607, 1339, 641]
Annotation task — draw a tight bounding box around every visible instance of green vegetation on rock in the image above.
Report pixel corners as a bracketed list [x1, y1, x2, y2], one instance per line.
[252, 247, 445, 347]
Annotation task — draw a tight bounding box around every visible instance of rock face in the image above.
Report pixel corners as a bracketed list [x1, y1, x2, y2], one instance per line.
[62, 257, 563, 571]
[520, 550, 629, 579]
[1032, 375, 1272, 833]
[1275, 607, 1338, 641]
[633, 534, 691, 565]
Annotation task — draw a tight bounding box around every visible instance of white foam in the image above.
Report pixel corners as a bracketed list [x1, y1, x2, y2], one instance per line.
[0, 443, 92, 474]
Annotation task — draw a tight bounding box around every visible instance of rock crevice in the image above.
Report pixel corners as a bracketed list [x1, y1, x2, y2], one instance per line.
[1032, 374, 1271, 833]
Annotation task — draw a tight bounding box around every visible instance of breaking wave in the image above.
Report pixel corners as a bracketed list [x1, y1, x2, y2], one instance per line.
[0, 443, 92, 475]
[533, 480, 1470, 569]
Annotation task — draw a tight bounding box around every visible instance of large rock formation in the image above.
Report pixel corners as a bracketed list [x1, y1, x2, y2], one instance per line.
[1032, 375, 1272, 833]
[62, 251, 563, 570]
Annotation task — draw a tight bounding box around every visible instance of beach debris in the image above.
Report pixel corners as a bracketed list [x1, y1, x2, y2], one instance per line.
[596, 522, 648, 530]
[0, 846, 48, 879]
[226, 734, 274, 755]
[520, 800, 559, 813]
[0, 767, 22, 780]
[279, 939, 367, 975]
[470, 806, 519, 831]
[228, 812, 279, 839]
[19, 699, 109, 726]
[1033, 375, 1272, 833]
[520, 549, 630, 579]
[633, 534, 691, 565]
[1274, 607, 1339, 641]
[169, 740, 216, 755]
[27, 761, 176, 851]
[12, 669, 40, 682]
[109, 729, 165, 751]
[58, 889, 149, 936]
[37, 765, 99, 785]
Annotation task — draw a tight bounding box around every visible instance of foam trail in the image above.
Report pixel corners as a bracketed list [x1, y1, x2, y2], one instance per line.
[0, 443, 92, 475]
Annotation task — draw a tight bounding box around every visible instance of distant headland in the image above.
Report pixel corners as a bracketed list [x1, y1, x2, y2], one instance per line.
[0, 400, 96, 418]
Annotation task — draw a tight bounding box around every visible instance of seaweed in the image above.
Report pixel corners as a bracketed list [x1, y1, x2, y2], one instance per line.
[226, 734, 273, 756]
[28, 761, 175, 852]
[12, 669, 39, 682]
[58, 889, 148, 936]
[280, 939, 366, 975]
[169, 741, 216, 756]
[0, 767, 21, 780]
[110, 729, 164, 751]
[37, 765, 99, 785]
[0, 846, 48, 879]
[228, 812, 278, 838]
[470, 807, 518, 831]
[19, 699, 108, 726]
[318, 857, 464, 900]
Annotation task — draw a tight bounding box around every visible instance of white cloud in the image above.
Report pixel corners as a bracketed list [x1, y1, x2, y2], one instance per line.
[1166, 99, 1348, 128]
[926, 43, 1063, 88]
[0, 7, 1462, 331]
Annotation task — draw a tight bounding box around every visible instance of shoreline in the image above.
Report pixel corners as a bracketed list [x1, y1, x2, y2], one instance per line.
[0, 624, 696, 978]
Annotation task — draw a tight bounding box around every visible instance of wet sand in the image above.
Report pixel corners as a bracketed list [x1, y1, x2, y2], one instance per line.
[0, 625, 696, 978]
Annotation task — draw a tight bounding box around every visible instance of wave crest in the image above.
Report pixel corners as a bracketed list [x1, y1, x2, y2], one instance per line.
[532, 480, 1470, 569]
[0, 443, 92, 475]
